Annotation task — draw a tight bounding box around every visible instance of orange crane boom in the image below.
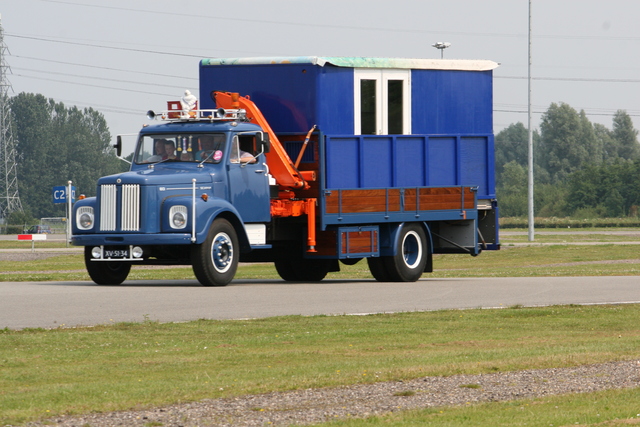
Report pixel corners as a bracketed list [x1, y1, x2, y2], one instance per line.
[213, 91, 314, 190]
[213, 91, 317, 252]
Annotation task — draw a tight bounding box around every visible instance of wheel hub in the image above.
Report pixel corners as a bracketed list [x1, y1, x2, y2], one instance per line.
[212, 234, 233, 272]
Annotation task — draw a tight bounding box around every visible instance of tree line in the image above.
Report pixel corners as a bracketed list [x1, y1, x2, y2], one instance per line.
[7, 93, 127, 224]
[496, 103, 640, 218]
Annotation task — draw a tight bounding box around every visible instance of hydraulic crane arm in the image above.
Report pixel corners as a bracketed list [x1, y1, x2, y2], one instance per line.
[213, 91, 312, 190]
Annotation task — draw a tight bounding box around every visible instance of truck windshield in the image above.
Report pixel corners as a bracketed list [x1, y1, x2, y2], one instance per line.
[134, 134, 226, 164]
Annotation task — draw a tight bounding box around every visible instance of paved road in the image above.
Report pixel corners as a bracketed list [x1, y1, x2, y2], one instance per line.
[1, 276, 639, 330]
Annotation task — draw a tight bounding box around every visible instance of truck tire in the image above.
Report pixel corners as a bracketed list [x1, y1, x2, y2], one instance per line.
[191, 219, 239, 287]
[274, 257, 332, 282]
[367, 257, 392, 282]
[367, 224, 427, 282]
[384, 224, 428, 282]
[84, 247, 131, 285]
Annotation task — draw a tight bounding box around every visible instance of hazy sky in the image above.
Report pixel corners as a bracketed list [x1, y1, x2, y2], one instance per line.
[2, 0, 639, 156]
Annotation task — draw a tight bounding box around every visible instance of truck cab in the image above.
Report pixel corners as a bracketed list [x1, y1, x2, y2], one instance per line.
[72, 108, 272, 286]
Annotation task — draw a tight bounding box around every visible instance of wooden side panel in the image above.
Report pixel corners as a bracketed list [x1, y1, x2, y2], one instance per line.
[404, 187, 475, 211]
[325, 187, 474, 215]
[325, 189, 400, 214]
[341, 230, 378, 255]
[315, 229, 338, 256]
[313, 227, 379, 257]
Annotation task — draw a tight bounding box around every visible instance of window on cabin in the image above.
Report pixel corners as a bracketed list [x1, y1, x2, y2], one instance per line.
[387, 79, 403, 135]
[360, 79, 377, 135]
[354, 69, 411, 135]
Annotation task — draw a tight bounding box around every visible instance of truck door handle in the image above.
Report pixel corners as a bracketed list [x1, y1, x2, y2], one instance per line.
[255, 170, 265, 174]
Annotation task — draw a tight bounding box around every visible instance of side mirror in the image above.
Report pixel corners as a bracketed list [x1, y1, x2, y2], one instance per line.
[114, 136, 123, 157]
[261, 132, 271, 153]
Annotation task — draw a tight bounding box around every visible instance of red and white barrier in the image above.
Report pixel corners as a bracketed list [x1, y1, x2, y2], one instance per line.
[18, 234, 47, 251]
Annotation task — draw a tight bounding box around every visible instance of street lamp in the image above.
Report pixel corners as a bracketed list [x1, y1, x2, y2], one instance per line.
[432, 42, 451, 59]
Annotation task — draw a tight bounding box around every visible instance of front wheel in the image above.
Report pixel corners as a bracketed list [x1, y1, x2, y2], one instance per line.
[84, 247, 131, 285]
[191, 219, 239, 287]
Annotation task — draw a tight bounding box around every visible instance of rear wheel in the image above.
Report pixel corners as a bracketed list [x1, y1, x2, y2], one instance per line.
[84, 247, 131, 285]
[367, 257, 391, 282]
[275, 256, 333, 282]
[191, 219, 238, 286]
[384, 224, 428, 282]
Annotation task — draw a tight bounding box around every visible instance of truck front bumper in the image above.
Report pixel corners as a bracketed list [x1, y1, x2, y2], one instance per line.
[71, 233, 195, 246]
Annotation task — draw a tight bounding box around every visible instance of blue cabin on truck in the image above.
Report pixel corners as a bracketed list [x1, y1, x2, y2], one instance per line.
[72, 56, 500, 287]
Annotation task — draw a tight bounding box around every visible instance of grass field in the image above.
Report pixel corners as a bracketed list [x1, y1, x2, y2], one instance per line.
[1, 306, 640, 425]
[2, 228, 640, 281]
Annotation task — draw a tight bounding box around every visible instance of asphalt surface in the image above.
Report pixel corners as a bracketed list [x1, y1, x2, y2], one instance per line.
[1, 276, 639, 330]
[2, 231, 639, 330]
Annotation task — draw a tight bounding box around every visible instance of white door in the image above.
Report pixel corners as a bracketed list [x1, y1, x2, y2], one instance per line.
[354, 69, 411, 135]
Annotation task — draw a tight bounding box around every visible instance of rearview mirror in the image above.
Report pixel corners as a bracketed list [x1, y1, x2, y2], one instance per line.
[260, 132, 271, 153]
[114, 136, 123, 157]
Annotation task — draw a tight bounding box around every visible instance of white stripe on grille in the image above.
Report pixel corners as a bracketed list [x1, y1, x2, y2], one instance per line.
[100, 184, 117, 231]
[121, 184, 140, 231]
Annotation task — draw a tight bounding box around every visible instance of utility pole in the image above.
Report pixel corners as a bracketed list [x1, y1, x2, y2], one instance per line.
[0, 14, 23, 221]
[527, 0, 535, 241]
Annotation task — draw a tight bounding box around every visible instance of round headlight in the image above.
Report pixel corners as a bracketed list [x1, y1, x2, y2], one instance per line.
[79, 212, 94, 229]
[91, 247, 102, 259]
[132, 246, 143, 258]
[172, 211, 186, 228]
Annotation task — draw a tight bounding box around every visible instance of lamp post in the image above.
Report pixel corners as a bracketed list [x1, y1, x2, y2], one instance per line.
[432, 42, 451, 59]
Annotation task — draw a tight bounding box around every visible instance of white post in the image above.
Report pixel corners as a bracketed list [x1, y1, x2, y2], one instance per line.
[527, 0, 535, 242]
[192, 179, 197, 242]
[67, 180, 73, 246]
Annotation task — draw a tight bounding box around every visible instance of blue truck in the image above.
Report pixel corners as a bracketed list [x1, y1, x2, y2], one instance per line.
[71, 56, 500, 286]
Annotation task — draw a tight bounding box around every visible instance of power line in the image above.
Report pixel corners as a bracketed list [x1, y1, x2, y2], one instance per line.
[38, 0, 640, 42]
[38, 0, 523, 38]
[12, 66, 191, 89]
[497, 75, 640, 84]
[10, 73, 176, 98]
[7, 34, 205, 58]
[9, 54, 197, 81]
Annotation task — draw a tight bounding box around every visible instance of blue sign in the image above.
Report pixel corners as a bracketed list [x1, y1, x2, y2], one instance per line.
[53, 186, 76, 204]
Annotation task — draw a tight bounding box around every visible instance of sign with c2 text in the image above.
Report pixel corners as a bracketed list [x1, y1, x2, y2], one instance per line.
[53, 186, 76, 204]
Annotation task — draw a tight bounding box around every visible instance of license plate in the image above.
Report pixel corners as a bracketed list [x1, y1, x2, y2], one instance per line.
[104, 249, 129, 258]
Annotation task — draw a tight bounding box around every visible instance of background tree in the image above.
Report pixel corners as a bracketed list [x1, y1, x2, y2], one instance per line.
[539, 103, 597, 183]
[594, 123, 617, 162]
[566, 160, 640, 217]
[495, 104, 640, 218]
[495, 161, 527, 217]
[611, 110, 640, 160]
[495, 123, 528, 177]
[10, 93, 126, 219]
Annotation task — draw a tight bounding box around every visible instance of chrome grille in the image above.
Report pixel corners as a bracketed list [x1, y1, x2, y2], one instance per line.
[99, 184, 140, 232]
[121, 184, 140, 231]
[100, 184, 117, 231]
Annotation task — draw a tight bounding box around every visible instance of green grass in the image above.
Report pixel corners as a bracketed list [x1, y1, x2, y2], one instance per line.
[2, 227, 639, 281]
[2, 242, 639, 282]
[502, 232, 640, 243]
[500, 217, 640, 228]
[430, 244, 640, 277]
[314, 388, 640, 426]
[0, 239, 71, 249]
[1, 305, 640, 425]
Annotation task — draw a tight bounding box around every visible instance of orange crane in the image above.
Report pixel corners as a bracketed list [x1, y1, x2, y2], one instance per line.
[213, 91, 318, 252]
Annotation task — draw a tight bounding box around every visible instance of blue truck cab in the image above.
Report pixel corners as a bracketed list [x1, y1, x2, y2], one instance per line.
[72, 56, 500, 286]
